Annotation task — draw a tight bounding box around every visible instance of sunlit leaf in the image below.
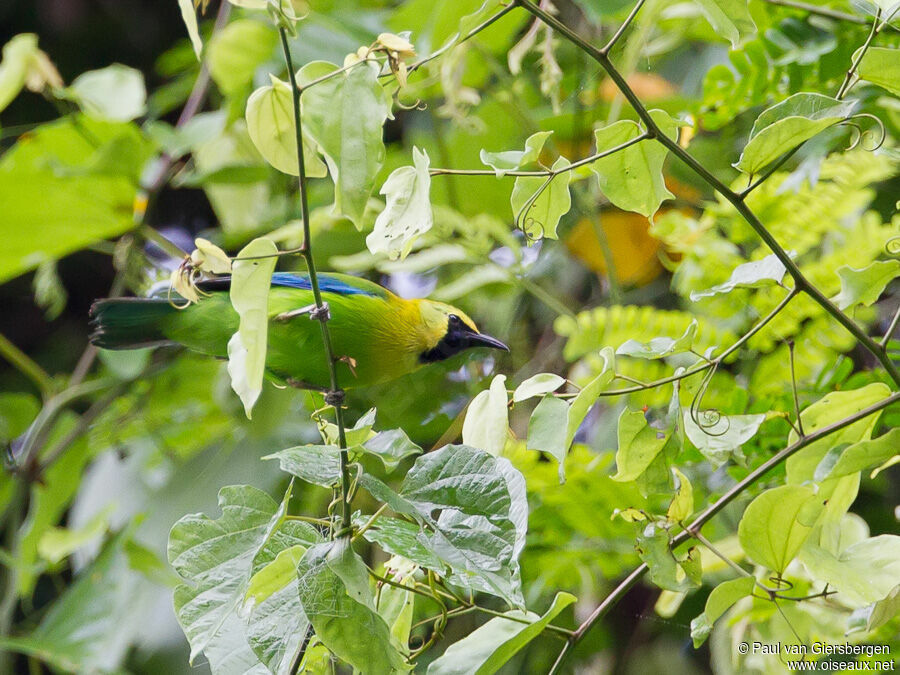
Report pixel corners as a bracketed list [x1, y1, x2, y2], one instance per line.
[208, 19, 277, 96]
[480, 130, 553, 177]
[427, 592, 575, 675]
[67, 64, 146, 121]
[857, 47, 900, 96]
[786, 383, 891, 484]
[690, 577, 755, 647]
[227, 237, 278, 418]
[694, 0, 756, 47]
[566, 347, 615, 449]
[462, 374, 509, 456]
[735, 93, 856, 174]
[0, 34, 39, 113]
[813, 428, 900, 482]
[690, 253, 789, 300]
[617, 321, 697, 359]
[800, 535, 900, 606]
[509, 157, 572, 240]
[265, 445, 343, 488]
[848, 585, 900, 634]
[366, 147, 433, 259]
[682, 411, 765, 466]
[738, 485, 823, 574]
[589, 110, 677, 218]
[513, 373, 566, 402]
[245, 75, 327, 177]
[833, 260, 900, 310]
[666, 468, 693, 523]
[177, 0, 203, 58]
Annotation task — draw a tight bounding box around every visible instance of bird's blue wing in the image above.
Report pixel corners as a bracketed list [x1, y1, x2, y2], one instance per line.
[196, 272, 387, 298]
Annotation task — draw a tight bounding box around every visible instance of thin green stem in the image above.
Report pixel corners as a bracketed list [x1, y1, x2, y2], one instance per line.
[0, 332, 55, 400]
[279, 28, 352, 534]
[881, 304, 900, 349]
[429, 131, 650, 177]
[514, 275, 576, 317]
[517, 0, 900, 389]
[601, 0, 646, 54]
[761, 0, 884, 27]
[836, 8, 881, 100]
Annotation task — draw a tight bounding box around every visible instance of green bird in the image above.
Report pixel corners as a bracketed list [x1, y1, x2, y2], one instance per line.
[90, 272, 508, 389]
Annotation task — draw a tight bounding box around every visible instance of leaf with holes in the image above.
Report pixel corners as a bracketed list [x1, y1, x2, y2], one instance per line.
[366, 147, 433, 259]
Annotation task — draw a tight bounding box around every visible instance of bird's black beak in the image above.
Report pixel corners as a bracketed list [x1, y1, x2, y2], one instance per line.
[467, 331, 509, 352]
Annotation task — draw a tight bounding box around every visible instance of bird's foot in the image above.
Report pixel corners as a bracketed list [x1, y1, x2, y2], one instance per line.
[275, 302, 331, 323]
[324, 389, 345, 407]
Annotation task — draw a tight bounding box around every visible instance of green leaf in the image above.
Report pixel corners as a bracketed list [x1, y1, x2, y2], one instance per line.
[690, 253, 788, 300]
[208, 19, 276, 97]
[399, 444, 527, 605]
[265, 445, 342, 487]
[833, 260, 900, 310]
[479, 130, 553, 177]
[282, 445, 528, 605]
[690, 577, 755, 647]
[244, 545, 309, 675]
[366, 147, 433, 259]
[813, 428, 900, 482]
[509, 157, 572, 239]
[735, 93, 856, 174]
[67, 64, 146, 121]
[694, 0, 756, 47]
[295, 542, 406, 673]
[800, 535, 900, 606]
[0, 529, 156, 673]
[526, 394, 569, 483]
[786, 383, 892, 484]
[227, 237, 278, 418]
[37, 505, 112, 565]
[738, 485, 823, 574]
[0, 116, 154, 284]
[0, 34, 38, 113]
[177, 0, 203, 58]
[857, 47, 900, 96]
[848, 585, 900, 634]
[245, 76, 327, 177]
[612, 409, 669, 482]
[682, 410, 765, 466]
[377, 559, 416, 652]
[635, 523, 701, 591]
[513, 373, 566, 402]
[167, 485, 286, 670]
[462, 374, 509, 456]
[426, 592, 576, 675]
[617, 320, 697, 359]
[566, 347, 616, 449]
[666, 468, 694, 523]
[589, 110, 677, 218]
[301, 60, 391, 228]
[362, 429, 423, 472]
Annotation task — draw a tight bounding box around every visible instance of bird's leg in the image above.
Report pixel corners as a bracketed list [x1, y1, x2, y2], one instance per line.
[274, 301, 331, 323]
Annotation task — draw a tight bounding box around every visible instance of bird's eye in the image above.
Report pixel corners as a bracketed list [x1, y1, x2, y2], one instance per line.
[448, 314, 461, 327]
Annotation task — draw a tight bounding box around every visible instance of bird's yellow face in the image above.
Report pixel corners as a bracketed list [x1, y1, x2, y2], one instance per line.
[417, 301, 509, 363]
